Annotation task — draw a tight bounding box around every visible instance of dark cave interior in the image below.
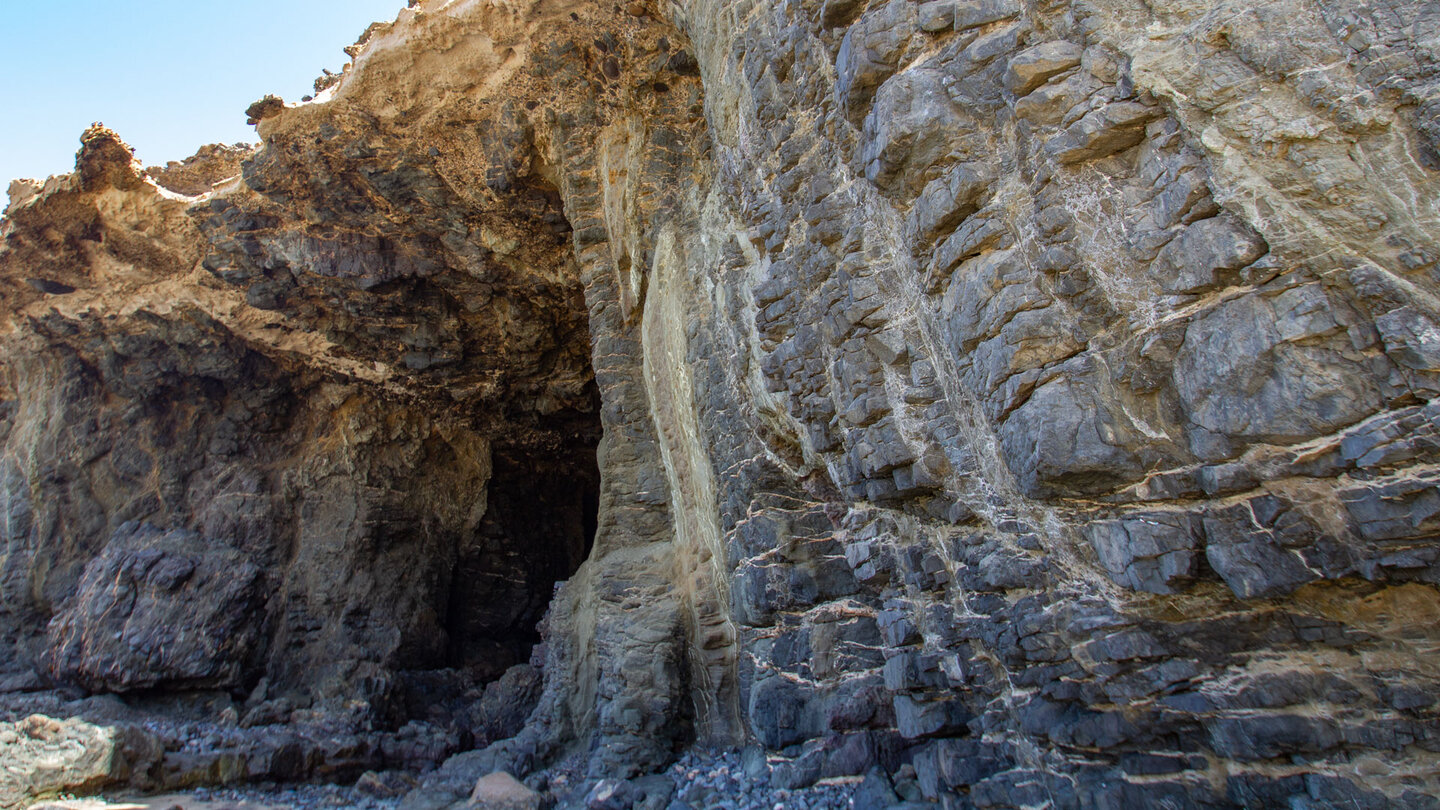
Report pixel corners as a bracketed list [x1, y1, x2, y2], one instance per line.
[444, 431, 601, 681]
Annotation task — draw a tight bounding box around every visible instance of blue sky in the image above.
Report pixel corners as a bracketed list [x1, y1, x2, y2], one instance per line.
[1, 0, 404, 201]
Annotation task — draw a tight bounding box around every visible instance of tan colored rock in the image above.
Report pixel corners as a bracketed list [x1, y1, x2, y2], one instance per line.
[0, 715, 159, 810]
[145, 143, 252, 197]
[467, 772, 539, 810]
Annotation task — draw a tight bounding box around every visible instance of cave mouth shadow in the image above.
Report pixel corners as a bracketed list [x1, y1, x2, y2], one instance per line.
[443, 432, 600, 682]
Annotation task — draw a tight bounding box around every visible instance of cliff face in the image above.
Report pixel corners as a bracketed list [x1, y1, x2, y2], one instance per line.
[3, 0, 1440, 807]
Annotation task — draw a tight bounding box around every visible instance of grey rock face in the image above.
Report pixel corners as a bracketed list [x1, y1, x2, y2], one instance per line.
[1085, 513, 1201, 595]
[4, 0, 1440, 807]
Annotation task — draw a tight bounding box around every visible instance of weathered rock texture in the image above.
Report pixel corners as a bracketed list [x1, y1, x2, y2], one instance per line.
[5, 0, 1440, 807]
[0, 714, 161, 809]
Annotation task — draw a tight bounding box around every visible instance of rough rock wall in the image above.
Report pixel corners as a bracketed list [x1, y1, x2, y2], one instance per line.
[659, 0, 1440, 804]
[0, 122, 598, 723]
[4, 0, 1440, 807]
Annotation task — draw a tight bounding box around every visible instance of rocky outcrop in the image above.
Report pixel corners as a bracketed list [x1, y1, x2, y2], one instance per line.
[0, 120, 598, 711]
[0, 714, 161, 809]
[5, 0, 1440, 807]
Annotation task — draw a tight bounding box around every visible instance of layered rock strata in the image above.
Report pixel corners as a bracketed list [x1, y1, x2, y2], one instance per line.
[4, 0, 1440, 807]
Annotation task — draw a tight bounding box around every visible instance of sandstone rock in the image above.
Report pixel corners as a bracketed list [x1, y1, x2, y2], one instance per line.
[146, 143, 252, 197]
[0, 714, 161, 809]
[243, 95, 284, 126]
[468, 771, 539, 810]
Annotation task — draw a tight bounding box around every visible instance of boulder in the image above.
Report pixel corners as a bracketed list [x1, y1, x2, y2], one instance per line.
[0, 715, 161, 809]
[469, 771, 540, 810]
[43, 522, 265, 693]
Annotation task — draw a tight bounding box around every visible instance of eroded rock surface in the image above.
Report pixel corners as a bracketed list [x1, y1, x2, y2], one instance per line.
[44, 522, 266, 693]
[0, 714, 160, 809]
[5, 0, 1440, 807]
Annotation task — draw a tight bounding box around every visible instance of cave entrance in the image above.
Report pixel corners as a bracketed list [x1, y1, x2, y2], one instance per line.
[427, 167, 602, 691]
[445, 429, 600, 681]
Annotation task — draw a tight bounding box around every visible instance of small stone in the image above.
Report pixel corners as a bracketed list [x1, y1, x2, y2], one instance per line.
[586, 777, 642, 810]
[244, 94, 285, 125]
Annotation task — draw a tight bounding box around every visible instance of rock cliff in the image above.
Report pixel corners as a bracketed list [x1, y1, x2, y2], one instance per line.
[4, 0, 1440, 807]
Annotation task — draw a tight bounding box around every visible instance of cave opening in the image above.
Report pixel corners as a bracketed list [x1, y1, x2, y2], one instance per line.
[444, 427, 601, 682]
[432, 171, 600, 687]
[380, 172, 602, 738]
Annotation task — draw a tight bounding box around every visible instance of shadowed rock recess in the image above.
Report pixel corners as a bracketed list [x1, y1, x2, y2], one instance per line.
[3, 0, 1440, 807]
